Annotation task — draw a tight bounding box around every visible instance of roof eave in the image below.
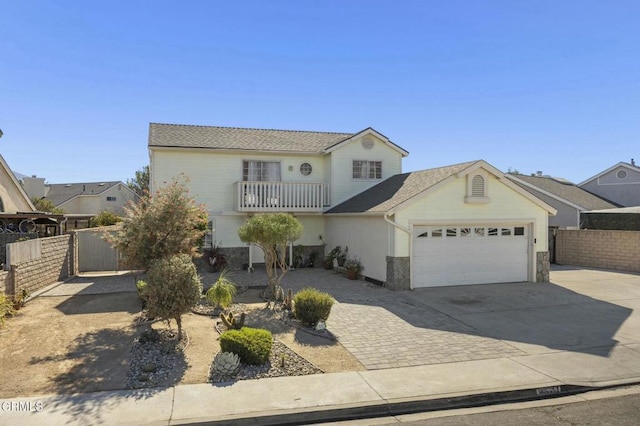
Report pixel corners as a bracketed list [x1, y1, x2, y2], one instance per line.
[149, 145, 326, 156]
[323, 127, 409, 157]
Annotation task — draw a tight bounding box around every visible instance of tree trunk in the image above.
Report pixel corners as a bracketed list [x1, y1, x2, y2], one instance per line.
[175, 315, 183, 340]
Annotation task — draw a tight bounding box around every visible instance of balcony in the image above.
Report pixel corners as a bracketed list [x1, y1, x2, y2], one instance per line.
[235, 181, 330, 212]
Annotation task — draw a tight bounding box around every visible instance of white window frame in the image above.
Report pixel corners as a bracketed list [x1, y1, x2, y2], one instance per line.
[242, 160, 282, 182]
[352, 160, 382, 180]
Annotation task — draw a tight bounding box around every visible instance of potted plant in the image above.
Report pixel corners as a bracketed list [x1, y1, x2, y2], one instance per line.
[344, 257, 362, 280]
[324, 245, 342, 270]
[336, 246, 348, 268]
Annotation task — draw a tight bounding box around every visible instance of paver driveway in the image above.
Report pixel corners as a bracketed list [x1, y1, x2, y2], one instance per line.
[232, 265, 640, 370]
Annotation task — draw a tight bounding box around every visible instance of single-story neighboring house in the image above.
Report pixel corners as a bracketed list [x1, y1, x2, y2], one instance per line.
[506, 173, 618, 229]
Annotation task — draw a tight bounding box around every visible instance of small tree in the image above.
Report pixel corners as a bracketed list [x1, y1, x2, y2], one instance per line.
[90, 211, 122, 227]
[238, 213, 303, 299]
[32, 197, 63, 214]
[127, 165, 150, 197]
[109, 175, 208, 270]
[145, 254, 202, 339]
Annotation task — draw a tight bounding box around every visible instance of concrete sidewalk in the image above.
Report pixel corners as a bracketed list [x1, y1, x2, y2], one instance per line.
[2, 347, 640, 426]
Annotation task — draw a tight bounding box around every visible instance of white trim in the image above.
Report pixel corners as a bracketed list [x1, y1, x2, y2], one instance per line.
[388, 161, 557, 216]
[323, 128, 409, 157]
[578, 162, 640, 187]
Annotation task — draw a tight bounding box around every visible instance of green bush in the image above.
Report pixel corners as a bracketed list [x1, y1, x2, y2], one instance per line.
[145, 254, 203, 338]
[90, 211, 123, 227]
[205, 268, 236, 310]
[0, 293, 17, 328]
[293, 287, 334, 326]
[219, 327, 273, 365]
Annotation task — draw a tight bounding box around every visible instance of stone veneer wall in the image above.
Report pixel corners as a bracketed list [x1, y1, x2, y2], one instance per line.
[536, 251, 550, 282]
[0, 270, 8, 294]
[8, 235, 74, 297]
[385, 256, 410, 290]
[556, 229, 640, 273]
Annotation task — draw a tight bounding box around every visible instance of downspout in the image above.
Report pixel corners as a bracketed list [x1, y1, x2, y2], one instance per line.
[383, 212, 410, 255]
[383, 213, 410, 234]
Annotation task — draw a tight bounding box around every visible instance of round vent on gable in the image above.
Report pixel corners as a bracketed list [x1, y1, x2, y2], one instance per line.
[300, 162, 313, 176]
[361, 137, 374, 150]
[617, 169, 627, 179]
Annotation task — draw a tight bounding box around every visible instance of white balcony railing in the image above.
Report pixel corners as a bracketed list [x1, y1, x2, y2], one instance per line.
[235, 181, 330, 212]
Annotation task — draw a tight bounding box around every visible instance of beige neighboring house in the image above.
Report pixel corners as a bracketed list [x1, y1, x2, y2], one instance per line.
[0, 154, 36, 213]
[22, 177, 139, 228]
[149, 123, 556, 289]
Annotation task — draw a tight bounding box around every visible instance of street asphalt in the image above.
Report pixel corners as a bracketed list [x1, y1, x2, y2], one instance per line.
[1, 265, 639, 425]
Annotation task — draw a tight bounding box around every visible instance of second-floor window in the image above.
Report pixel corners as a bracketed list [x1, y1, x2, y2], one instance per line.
[353, 160, 382, 179]
[243, 160, 281, 181]
[106, 196, 117, 201]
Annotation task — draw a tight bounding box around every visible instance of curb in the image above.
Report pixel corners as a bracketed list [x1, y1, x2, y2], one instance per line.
[180, 382, 640, 426]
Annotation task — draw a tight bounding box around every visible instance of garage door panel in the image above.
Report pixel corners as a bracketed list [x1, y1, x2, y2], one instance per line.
[413, 225, 529, 288]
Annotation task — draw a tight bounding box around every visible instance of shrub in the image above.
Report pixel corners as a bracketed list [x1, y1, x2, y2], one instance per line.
[0, 293, 17, 327]
[219, 327, 273, 365]
[293, 287, 334, 326]
[91, 211, 123, 227]
[205, 268, 236, 310]
[145, 254, 203, 338]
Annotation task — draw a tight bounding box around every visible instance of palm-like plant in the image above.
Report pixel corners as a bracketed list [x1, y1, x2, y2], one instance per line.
[205, 268, 237, 311]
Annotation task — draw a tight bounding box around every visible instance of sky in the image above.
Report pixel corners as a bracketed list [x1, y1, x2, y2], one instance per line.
[1, 1, 639, 185]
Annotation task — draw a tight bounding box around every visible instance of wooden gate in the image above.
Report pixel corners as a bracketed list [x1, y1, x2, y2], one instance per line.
[76, 227, 120, 272]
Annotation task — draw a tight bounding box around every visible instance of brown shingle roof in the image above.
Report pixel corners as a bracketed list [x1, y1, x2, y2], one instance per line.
[326, 161, 477, 214]
[148, 123, 354, 153]
[509, 175, 618, 210]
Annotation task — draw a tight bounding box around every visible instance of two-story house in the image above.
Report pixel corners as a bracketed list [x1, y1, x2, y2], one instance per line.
[578, 160, 640, 207]
[149, 123, 555, 289]
[22, 177, 139, 228]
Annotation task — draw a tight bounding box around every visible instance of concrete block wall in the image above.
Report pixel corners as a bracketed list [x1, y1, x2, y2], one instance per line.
[9, 235, 74, 296]
[556, 229, 640, 273]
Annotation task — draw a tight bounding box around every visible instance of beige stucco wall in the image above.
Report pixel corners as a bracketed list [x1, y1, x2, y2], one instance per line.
[0, 164, 33, 213]
[324, 215, 388, 282]
[330, 135, 403, 206]
[393, 173, 550, 257]
[60, 184, 137, 215]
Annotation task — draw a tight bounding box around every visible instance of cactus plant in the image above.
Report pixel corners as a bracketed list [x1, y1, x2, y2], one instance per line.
[220, 312, 246, 330]
[274, 285, 285, 302]
[213, 351, 240, 376]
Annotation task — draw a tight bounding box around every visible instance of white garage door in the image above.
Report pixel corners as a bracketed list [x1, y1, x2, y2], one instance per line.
[412, 225, 529, 287]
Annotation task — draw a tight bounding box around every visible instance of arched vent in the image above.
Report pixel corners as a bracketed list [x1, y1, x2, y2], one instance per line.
[361, 137, 374, 150]
[471, 175, 485, 197]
